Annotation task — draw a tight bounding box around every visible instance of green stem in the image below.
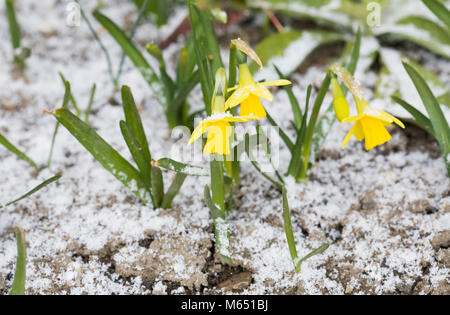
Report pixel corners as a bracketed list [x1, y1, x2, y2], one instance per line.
[227, 44, 237, 99]
[210, 156, 225, 211]
[207, 157, 233, 264]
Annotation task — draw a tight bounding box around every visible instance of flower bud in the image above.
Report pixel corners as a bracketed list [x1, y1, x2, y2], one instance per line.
[331, 78, 350, 122]
[211, 68, 227, 114]
[146, 42, 164, 67]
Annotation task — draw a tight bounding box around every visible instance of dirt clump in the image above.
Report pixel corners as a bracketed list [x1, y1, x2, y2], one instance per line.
[407, 199, 434, 214]
[217, 271, 253, 293]
[431, 231, 450, 250]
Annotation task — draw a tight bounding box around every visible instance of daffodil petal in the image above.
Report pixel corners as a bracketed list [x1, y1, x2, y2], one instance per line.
[259, 79, 292, 87]
[225, 88, 250, 110]
[342, 122, 361, 148]
[341, 114, 364, 124]
[253, 84, 273, 101]
[367, 109, 405, 129]
[222, 115, 255, 123]
[393, 117, 405, 128]
[227, 86, 238, 92]
[189, 121, 209, 144]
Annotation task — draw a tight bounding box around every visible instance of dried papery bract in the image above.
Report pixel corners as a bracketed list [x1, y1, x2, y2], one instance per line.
[231, 38, 263, 69]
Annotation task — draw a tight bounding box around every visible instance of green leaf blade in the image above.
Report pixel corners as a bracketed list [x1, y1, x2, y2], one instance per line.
[403, 61, 450, 174]
[0, 133, 39, 172]
[52, 108, 152, 205]
[121, 86, 152, 164]
[2, 174, 61, 208]
[156, 158, 209, 176]
[391, 96, 435, 137]
[423, 0, 450, 30]
[10, 228, 27, 295]
[160, 173, 187, 209]
[93, 11, 161, 92]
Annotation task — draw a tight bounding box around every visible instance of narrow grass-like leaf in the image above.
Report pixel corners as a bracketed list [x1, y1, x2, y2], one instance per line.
[5, 0, 21, 50]
[1, 174, 61, 209]
[160, 173, 187, 209]
[156, 158, 209, 176]
[243, 134, 284, 190]
[380, 16, 450, 59]
[84, 83, 97, 123]
[294, 242, 330, 273]
[59, 73, 81, 116]
[391, 96, 435, 137]
[74, 0, 116, 86]
[0, 133, 39, 172]
[274, 65, 302, 128]
[121, 86, 152, 164]
[9, 227, 26, 295]
[228, 44, 238, 98]
[266, 111, 294, 153]
[132, 0, 169, 26]
[422, 0, 450, 29]
[5, 0, 28, 69]
[403, 61, 450, 174]
[171, 70, 200, 127]
[298, 73, 332, 180]
[188, 1, 223, 114]
[204, 185, 233, 265]
[438, 93, 450, 108]
[47, 75, 74, 167]
[256, 125, 285, 184]
[116, 0, 151, 82]
[288, 85, 312, 179]
[151, 166, 164, 208]
[51, 108, 152, 205]
[119, 121, 153, 201]
[93, 11, 161, 94]
[281, 186, 300, 273]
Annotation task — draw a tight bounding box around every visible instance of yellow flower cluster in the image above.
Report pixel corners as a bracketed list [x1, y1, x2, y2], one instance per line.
[189, 41, 291, 155]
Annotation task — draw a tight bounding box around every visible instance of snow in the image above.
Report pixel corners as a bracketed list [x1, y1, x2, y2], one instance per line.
[0, 0, 448, 295]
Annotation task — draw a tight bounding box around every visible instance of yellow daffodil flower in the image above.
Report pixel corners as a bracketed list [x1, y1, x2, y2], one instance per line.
[225, 63, 291, 119]
[342, 100, 405, 150]
[189, 114, 252, 155]
[329, 65, 405, 151]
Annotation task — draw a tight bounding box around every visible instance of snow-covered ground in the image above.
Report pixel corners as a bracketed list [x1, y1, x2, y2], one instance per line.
[0, 0, 448, 294]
